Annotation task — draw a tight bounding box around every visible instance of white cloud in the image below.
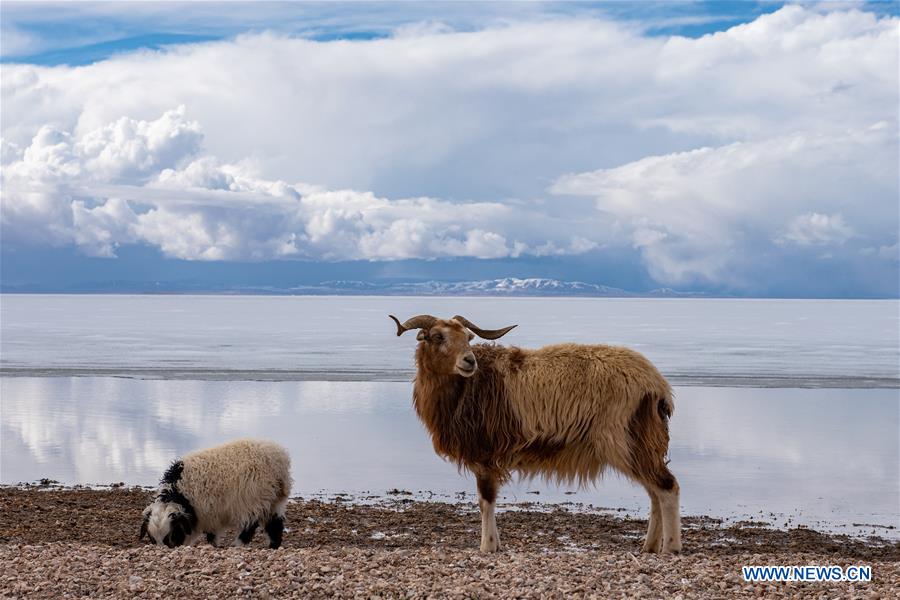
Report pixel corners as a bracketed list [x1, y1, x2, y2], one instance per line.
[552, 126, 897, 287]
[1, 107, 204, 253]
[1, 6, 897, 292]
[0, 138, 22, 164]
[1, 108, 608, 262]
[71, 197, 137, 257]
[779, 213, 854, 247]
[644, 5, 897, 139]
[3, 8, 895, 196]
[77, 106, 202, 181]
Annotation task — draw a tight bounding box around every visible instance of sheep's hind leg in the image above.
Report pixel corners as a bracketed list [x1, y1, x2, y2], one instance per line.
[263, 515, 284, 549]
[476, 473, 501, 553]
[642, 490, 663, 553]
[233, 521, 258, 547]
[655, 469, 681, 554]
[263, 497, 288, 549]
[631, 469, 679, 554]
[626, 394, 681, 554]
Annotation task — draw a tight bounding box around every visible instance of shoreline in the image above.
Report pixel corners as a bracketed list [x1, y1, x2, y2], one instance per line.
[2, 367, 898, 389]
[2, 486, 897, 553]
[2, 488, 898, 598]
[5, 482, 899, 542]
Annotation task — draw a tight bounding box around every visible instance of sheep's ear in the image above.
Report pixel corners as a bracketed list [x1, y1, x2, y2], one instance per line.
[416, 330, 428, 341]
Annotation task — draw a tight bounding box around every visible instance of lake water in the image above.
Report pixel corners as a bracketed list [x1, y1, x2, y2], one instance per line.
[1, 295, 898, 537]
[2, 295, 897, 386]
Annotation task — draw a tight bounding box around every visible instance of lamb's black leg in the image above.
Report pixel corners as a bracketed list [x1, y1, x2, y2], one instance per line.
[264, 515, 284, 549]
[238, 521, 258, 546]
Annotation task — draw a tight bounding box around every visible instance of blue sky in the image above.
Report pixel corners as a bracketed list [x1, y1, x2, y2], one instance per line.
[1, 1, 898, 296]
[4, 2, 896, 66]
[0, 1, 802, 65]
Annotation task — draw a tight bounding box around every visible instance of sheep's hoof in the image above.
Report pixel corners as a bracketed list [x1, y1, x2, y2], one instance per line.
[659, 533, 682, 554]
[480, 536, 501, 553]
[642, 534, 662, 553]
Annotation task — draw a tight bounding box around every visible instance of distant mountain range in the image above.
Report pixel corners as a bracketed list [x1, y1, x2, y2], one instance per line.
[1, 277, 711, 297]
[234, 278, 710, 297]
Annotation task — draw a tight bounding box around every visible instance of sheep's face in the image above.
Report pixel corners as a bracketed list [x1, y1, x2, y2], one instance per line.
[140, 499, 194, 547]
[417, 319, 478, 378]
[394, 313, 515, 377]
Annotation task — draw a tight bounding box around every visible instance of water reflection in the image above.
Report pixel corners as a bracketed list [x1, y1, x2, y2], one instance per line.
[2, 378, 897, 536]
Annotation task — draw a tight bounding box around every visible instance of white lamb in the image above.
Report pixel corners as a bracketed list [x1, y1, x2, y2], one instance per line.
[140, 439, 292, 548]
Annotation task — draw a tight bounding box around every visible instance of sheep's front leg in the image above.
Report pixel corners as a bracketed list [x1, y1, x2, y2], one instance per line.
[476, 474, 500, 552]
[184, 531, 204, 547]
[206, 531, 226, 547]
[233, 521, 258, 547]
[642, 491, 662, 553]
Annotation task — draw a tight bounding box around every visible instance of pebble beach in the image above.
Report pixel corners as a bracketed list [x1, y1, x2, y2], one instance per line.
[1, 487, 897, 598]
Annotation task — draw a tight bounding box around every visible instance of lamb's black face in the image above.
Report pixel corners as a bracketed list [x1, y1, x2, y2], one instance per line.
[141, 500, 194, 547]
[163, 512, 193, 547]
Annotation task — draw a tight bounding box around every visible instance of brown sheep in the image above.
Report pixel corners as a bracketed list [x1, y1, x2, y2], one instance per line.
[389, 313, 681, 554]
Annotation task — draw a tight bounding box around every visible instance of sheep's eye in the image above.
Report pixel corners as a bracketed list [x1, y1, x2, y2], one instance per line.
[431, 333, 443, 343]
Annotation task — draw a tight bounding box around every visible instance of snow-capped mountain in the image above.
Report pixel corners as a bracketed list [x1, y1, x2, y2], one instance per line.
[297, 278, 707, 297]
[403, 278, 632, 296]
[2, 277, 707, 297]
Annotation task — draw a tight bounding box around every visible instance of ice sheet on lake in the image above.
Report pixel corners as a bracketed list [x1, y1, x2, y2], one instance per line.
[1, 295, 897, 387]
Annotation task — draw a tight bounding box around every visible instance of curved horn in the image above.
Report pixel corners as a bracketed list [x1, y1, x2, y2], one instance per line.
[389, 314, 438, 336]
[451, 315, 517, 340]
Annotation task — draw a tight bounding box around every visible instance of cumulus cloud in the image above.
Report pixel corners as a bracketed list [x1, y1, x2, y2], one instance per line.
[1, 108, 606, 261]
[1, 107, 204, 255]
[78, 107, 203, 181]
[4, 7, 895, 196]
[1, 5, 897, 293]
[552, 125, 897, 287]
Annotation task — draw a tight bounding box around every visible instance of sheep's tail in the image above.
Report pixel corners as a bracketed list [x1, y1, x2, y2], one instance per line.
[627, 390, 677, 491]
[658, 392, 674, 421]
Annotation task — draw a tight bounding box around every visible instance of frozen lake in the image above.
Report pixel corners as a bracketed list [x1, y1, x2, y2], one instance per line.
[1, 378, 897, 537]
[1, 294, 897, 538]
[1, 295, 898, 387]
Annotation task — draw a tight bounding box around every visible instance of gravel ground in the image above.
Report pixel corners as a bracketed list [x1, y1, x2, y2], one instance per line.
[1, 488, 897, 598]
